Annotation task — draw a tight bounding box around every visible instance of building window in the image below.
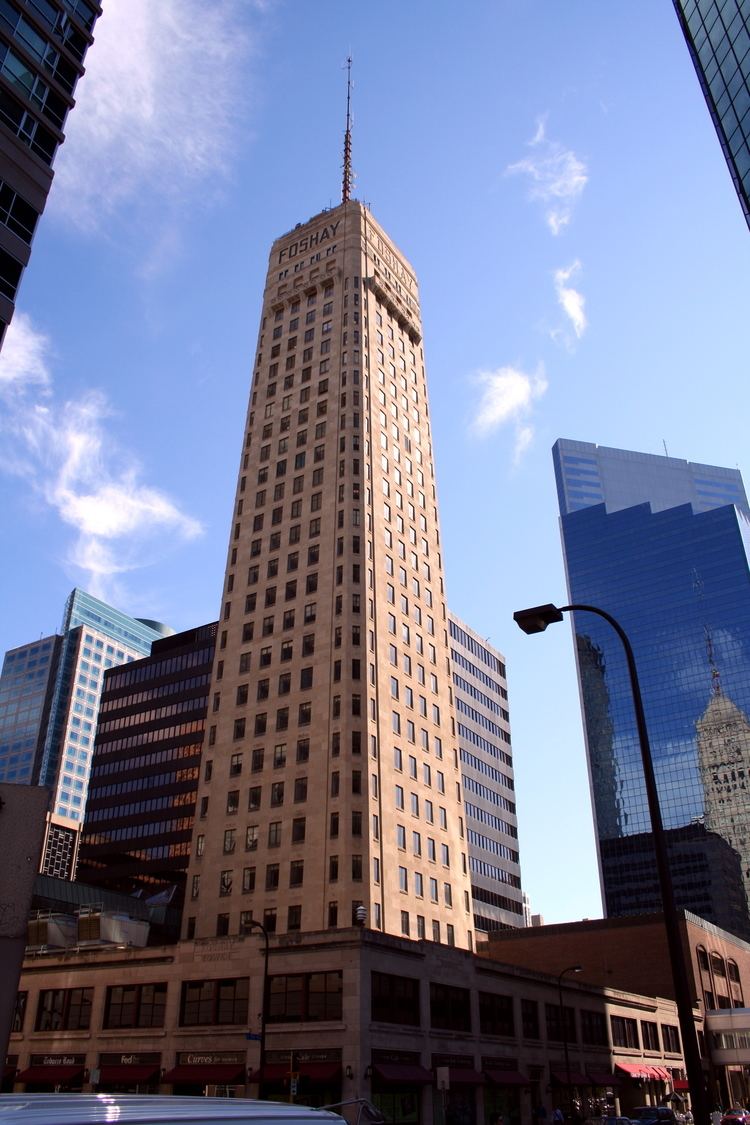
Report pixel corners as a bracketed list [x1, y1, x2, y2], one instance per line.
[179, 978, 249, 1026]
[479, 991, 514, 1037]
[521, 997, 540, 1038]
[640, 1019, 659, 1051]
[12, 991, 27, 1032]
[103, 983, 167, 1029]
[610, 1014, 638, 1049]
[268, 971, 342, 1022]
[430, 982, 471, 1031]
[35, 988, 93, 1031]
[661, 1024, 681, 1053]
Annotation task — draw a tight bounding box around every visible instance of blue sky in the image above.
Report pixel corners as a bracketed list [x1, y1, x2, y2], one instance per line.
[1, 0, 749, 925]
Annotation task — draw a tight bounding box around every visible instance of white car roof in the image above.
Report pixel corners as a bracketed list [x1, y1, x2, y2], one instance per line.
[0, 1095, 348, 1125]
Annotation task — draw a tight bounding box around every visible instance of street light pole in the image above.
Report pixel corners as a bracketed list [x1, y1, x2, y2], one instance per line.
[248, 918, 269, 1098]
[558, 965, 583, 1119]
[514, 603, 709, 1125]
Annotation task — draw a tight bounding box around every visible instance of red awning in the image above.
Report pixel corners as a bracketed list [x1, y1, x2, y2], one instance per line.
[16, 1065, 85, 1085]
[674, 1079, 690, 1090]
[446, 1068, 485, 1085]
[616, 1062, 652, 1079]
[588, 1072, 621, 1087]
[550, 1069, 591, 1087]
[162, 1064, 245, 1084]
[373, 1063, 433, 1084]
[648, 1066, 670, 1081]
[485, 1070, 530, 1086]
[98, 1064, 160, 1084]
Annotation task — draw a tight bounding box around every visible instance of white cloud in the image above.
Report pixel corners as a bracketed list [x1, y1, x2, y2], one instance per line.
[471, 363, 549, 463]
[50, 0, 258, 234]
[0, 312, 52, 392]
[554, 260, 587, 339]
[0, 316, 203, 599]
[507, 118, 588, 235]
[513, 425, 534, 466]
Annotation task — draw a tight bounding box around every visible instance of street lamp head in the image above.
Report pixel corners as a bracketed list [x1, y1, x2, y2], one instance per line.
[558, 964, 584, 983]
[513, 604, 565, 635]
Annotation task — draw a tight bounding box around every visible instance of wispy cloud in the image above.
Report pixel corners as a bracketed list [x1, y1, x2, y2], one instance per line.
[507, 118, 588, 235]
[0, 311, 52, 392]
[50, 0, 259, 235]
[471, 363, 549, 464]
[0, 315, 203, 600]
[554, 260, 587, 340]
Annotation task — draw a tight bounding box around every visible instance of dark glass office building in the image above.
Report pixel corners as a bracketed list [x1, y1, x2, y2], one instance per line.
[673, 0, 750, 230]
[554, 439, 750, 939]
[0, 0, 101, 346]
[76, 623, 216, 922]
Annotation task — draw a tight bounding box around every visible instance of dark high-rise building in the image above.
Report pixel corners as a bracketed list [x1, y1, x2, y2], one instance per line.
[673, 0, 750, 230]
[76, 623, 216, 919]
[0, 0, 102, 347]
[554, 438, 750, 934]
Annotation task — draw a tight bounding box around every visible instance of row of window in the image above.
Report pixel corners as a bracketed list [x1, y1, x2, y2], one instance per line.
[371, 971, 680, 1051]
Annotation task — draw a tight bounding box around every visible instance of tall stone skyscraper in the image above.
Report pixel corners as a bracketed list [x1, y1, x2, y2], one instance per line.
[185, 201, 475, 950]
[697, 684, 750, 903]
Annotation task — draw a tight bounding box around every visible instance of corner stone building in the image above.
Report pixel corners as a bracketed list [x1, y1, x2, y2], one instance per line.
[186, 201, 473, 949]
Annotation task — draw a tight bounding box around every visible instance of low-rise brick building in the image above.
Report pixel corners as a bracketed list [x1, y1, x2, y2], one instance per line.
[8, 925, 689, 1125]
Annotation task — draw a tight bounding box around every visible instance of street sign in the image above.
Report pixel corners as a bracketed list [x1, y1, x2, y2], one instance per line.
[290, 1079, 298, 1096]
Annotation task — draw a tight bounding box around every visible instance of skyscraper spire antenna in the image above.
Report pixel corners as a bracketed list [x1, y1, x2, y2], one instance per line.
[342, 55, 353, 204]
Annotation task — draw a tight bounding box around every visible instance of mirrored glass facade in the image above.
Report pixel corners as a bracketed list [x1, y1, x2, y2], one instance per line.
[554, 439, 750, 939]
[673, 0, 750, 230]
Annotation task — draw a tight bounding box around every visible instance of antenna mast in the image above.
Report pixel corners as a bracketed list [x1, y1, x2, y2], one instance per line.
[342, 56, 353, 204]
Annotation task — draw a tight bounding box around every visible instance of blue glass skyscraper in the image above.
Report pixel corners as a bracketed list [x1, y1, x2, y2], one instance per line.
[554, 439, 750, 939]
[0, 588, 171, 878]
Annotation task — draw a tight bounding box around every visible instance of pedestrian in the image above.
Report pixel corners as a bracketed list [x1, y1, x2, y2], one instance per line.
[553, 1109, 565, 1125]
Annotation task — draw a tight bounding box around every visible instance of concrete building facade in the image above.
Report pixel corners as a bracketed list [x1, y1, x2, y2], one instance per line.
[449, 614, 523, 934]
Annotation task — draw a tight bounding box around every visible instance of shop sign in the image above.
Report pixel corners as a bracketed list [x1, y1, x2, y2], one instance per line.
[177, 1052, 245, 1066]
[30, 1055, 85, 1067]
[99, 1053, 161, 1066]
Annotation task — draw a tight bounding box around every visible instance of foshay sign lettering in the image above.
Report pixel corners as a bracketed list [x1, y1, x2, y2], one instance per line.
[278, 221, 340, 263]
